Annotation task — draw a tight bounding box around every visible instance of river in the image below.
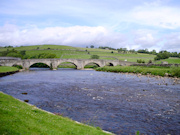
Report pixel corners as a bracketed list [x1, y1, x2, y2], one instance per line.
[0, 68, 180, 134]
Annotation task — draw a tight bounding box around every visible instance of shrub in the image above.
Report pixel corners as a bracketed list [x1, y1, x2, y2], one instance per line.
[13, 65, 23, 69]
[171, 66, 180, 77]
[6, 52, 23, 58]
[137, 59, 145, 63]
[91, 55, 99, 59]
[148, 60, 152, 63]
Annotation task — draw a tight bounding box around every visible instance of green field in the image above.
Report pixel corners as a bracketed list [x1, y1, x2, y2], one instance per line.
[0, 66, 19, 73]
[0, 45, 157, 63]
[0, 45, 179, 64]
[0, 92, 111, 135]
[154, 57, 180, 64]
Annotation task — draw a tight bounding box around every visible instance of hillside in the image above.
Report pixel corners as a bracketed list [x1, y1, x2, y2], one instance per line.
[0, 45, 179, 64]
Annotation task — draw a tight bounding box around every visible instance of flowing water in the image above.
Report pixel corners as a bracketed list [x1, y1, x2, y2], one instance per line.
[0, 68, 180, 134]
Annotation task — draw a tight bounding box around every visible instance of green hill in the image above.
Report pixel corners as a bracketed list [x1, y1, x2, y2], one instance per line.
[0, 44, 179, 63]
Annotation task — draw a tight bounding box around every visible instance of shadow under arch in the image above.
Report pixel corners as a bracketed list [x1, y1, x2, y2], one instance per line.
[12, 64, 23, 69]
[29, 62, 51, 69]
[84, 62, 100, 69]
[57, 62, 77, 69]
[106, 63, 114, 66]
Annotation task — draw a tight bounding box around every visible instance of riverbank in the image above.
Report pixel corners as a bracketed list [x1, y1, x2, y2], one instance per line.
[96, 65, 180, 77]
[0, 92, 112, 135]
[0, 66, 19, 77]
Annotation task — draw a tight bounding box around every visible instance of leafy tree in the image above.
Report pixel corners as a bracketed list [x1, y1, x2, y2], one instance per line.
[137, 49, 149, 54]
[91, 55, 99, 59]
[90, 45, 94, 48]
[137, 59, 145, 63]
[129, 49, 136, 53]
[150, 50, 157, 55]
[99, 46, 116, 50]
[154, 51, 170, 60]
[20, 50, 26, 56]
[117, 48, 127, 53]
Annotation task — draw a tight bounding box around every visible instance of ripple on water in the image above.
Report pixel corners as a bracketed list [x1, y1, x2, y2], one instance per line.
[0, 68, 180, 135]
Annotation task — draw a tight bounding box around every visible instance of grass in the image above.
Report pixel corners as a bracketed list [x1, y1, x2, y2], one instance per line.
[0, 45, 159, 62]
[0, 66, 19, 73]
[0, 92, 111, 135]
[96, 65, 180, 77]
[1, 45, 179, 64]
[154, 57, 180, 64]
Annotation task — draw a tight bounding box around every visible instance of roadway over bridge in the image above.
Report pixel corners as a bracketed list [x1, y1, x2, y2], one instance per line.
[0, 58, 134, 70]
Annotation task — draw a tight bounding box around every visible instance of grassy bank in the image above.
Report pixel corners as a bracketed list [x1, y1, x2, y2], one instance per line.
[0, 66, 19, 73]
[96, 66, 180, 77]
[0, 92, 111, 135]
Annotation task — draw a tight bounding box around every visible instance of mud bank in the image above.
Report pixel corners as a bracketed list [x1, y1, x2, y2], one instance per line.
[0, 70, 19, 77]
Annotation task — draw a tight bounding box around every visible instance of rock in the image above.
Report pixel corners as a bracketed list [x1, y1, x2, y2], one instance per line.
[161, 61, 168, 64]
[24, 100, 29, 102]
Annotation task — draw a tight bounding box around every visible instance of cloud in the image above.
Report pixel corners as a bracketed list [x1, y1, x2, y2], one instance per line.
[0, 24, 126, 48]
[133, 29, 161, 48]
[130, 1, 180, 29]
[0, 0, 179, 52]
[162, 32, 180, 52]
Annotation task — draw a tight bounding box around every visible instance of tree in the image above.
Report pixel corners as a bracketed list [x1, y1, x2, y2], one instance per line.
[150, 50, 157, 55]
[91, 55, 99, 59]
[154, 51, 170, 60]
[90, 45, 94, 48]
[117, 48, 128, 53]
[20, 50, 26, 56]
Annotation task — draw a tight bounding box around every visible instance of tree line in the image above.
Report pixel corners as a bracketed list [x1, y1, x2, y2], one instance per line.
[98, 47, 180, 60]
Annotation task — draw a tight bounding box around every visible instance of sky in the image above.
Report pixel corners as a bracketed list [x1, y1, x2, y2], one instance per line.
[0, 0, 180, 52]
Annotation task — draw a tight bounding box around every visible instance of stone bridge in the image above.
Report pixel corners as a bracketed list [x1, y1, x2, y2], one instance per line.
[0, 58, 134, 70]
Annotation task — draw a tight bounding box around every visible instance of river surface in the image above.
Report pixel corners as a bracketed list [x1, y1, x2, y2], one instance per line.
[0, 68, 180, 134]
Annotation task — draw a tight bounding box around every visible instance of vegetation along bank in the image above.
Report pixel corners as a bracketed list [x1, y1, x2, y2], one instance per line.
[96, 65, 180, 77]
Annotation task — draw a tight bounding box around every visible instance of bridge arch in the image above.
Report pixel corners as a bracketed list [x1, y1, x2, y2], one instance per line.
[57, 62, 77, 69]
[106, 62, 114, 66]
[84, 62, 100, 69]
[83, 59, 105, 68]
[28, 61, 51, 69]
[56, 60, 79, 69]
[29, 62, 51, 69]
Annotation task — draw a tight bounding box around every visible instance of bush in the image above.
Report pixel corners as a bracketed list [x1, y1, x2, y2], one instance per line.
[171, 66, 180, 77]
[137, 59, 145, 63]
[154, 51, 170, 60]
[91, 55, 99, 59]
[6, 52, 23, 58]
[13, 65, 23, 69]
[148, 60, 152, 63]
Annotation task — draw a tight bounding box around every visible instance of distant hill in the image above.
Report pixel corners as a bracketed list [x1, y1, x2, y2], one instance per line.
[0, 44, 179, 64]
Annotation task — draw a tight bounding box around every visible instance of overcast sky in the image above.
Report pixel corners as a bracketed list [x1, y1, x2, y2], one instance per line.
[0, 0, 180, 52]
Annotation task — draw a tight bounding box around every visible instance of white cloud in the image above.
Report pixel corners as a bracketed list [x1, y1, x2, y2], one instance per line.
[133, 29, 160, 48]
[0, 24, 126, 48]
[131, 1, 180, 29]
[162, 32, 180, 52]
